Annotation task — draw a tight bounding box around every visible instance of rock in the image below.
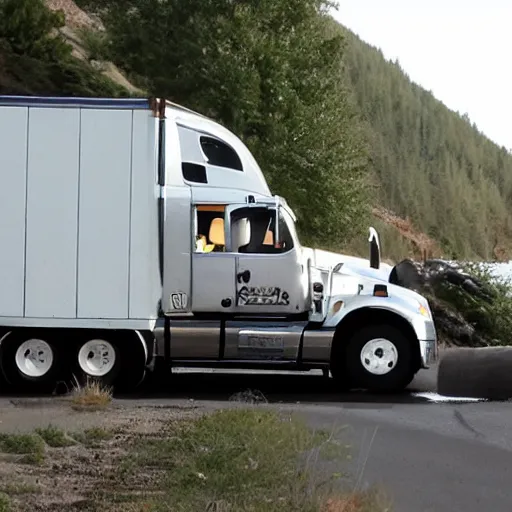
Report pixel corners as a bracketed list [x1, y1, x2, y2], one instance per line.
[438, 347, 512, 399]
[389, 259, 424, 290]
[228, 389, 268, 404]
[390, 259, 499, 347]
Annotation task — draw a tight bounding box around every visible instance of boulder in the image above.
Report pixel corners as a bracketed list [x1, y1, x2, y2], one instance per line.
[438, 347, 512, 399]
[390, 259, 499, 348]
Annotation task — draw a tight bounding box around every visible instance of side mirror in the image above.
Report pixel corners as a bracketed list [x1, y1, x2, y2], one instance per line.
[333, 262, 344, 273]
[368, 227, 381, 269]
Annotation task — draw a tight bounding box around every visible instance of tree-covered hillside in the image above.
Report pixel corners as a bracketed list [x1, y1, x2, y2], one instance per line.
[2, 0, 512, 262]
[340, 28, 512, 261]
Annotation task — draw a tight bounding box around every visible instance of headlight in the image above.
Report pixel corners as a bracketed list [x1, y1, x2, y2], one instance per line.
[418, 304, 429, 318]
[417, 300, 432, 319]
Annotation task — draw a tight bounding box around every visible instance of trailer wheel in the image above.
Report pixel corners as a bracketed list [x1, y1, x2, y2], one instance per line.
[73, 336, 121, 387]
[0, 331, 61, 392]
[72, 331, 147, 392]
[345, 325, 416, 392]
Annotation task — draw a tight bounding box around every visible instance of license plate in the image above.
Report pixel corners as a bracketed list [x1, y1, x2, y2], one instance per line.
[239, 332, 284, 351]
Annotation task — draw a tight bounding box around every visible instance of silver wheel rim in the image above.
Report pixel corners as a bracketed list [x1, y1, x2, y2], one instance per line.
[15, 339, 54, 378]
[360, 338, 398, 376]
[78, 339, 116, 377]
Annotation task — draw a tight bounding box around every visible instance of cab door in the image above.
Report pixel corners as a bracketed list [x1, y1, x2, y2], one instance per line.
[191, 205, 237, 313]
[225, 204, 306, 315]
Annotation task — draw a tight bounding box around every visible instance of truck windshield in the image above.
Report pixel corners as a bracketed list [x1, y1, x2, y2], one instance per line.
[279, 207, 300, 248]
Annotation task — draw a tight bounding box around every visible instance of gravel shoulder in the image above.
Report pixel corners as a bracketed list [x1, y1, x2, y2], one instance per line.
[0, 398, 202, 511]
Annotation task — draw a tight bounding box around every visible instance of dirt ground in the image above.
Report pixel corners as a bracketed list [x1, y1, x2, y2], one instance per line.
[0, 396, 203, 511]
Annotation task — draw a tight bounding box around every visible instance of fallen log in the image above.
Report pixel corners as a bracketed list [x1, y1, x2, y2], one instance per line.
[438, 347, 512, 399]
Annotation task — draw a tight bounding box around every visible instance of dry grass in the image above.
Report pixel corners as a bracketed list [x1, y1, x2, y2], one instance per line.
[322, 489, 391, 512]
[70, 379, 112, 411]
[372, 206, 442, 259]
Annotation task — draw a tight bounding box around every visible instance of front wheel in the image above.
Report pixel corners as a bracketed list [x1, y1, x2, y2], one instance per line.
[344, 325, 416, 393]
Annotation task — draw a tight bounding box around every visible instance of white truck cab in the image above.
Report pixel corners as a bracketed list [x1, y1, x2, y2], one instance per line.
[0, 96, 437, 393]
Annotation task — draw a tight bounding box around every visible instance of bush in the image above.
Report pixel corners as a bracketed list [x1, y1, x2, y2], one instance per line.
[0, 0, 129, 97]
[418, 260, 512, 347]
[0, 37, 129, 96]
[457, 263, 512, 345]
[0, 0, 71, 60]
[77, 27, 111, 61]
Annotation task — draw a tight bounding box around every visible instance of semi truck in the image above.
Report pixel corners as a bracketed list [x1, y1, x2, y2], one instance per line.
[0, 95, 438, 393]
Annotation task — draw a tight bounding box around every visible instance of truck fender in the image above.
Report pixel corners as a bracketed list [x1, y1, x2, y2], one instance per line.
[328, 306, 422, 373]
[323, 293, 425, 335]
[134, 330, 150, 366]
[0, 330, 12, 347]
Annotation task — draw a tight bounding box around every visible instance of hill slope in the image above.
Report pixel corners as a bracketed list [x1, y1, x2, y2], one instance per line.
[0, 0, 135, 97]
[341, 28, 512, 262]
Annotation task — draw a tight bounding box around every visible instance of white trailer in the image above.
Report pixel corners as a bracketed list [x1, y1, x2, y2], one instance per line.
[0, 96, 437, 393]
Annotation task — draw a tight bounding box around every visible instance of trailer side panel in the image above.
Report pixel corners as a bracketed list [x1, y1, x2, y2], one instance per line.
[77, 109, 133, 319]
[25, 108, 81, 318]
[0, 107, 28, 317]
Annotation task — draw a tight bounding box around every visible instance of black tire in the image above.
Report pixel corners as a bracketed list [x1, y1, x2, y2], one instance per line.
[0, 330, 63, 393]
[71, 331, 147, 393]
[114, 331, 148, 394]
[71, 333, 122, 389]
[344, 324, 416, 393]
[329, 359, 351, 391]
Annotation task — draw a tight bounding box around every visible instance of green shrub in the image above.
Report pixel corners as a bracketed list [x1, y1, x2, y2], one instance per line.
[429, 262, 512, 346]
[0, 492, 10, 512]
[35, 425, 75, 448]
[0, 43, 129, 96]
[78, 27, 111, 61]
[0, 0, 71, 60]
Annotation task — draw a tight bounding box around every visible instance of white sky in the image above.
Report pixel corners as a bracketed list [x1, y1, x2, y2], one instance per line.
[331, 0, 512, 151]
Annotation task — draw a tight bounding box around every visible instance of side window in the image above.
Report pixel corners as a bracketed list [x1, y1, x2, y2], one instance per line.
[229, 208, 294, 254]
[194, 205, 226, 253]
[178, 126, 209, 183]
[277, 210, 295, 251]
[200, 136, 243, 171]
[182, 162, 207, 184]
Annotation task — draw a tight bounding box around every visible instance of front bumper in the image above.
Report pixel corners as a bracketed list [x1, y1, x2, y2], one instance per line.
[419, 339, 438, 368]
[410, 315, 437, 367]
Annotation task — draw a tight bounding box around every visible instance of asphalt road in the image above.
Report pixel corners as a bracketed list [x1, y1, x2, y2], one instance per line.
[121, 365, 512, 512]
[300, 397, 512, 512]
